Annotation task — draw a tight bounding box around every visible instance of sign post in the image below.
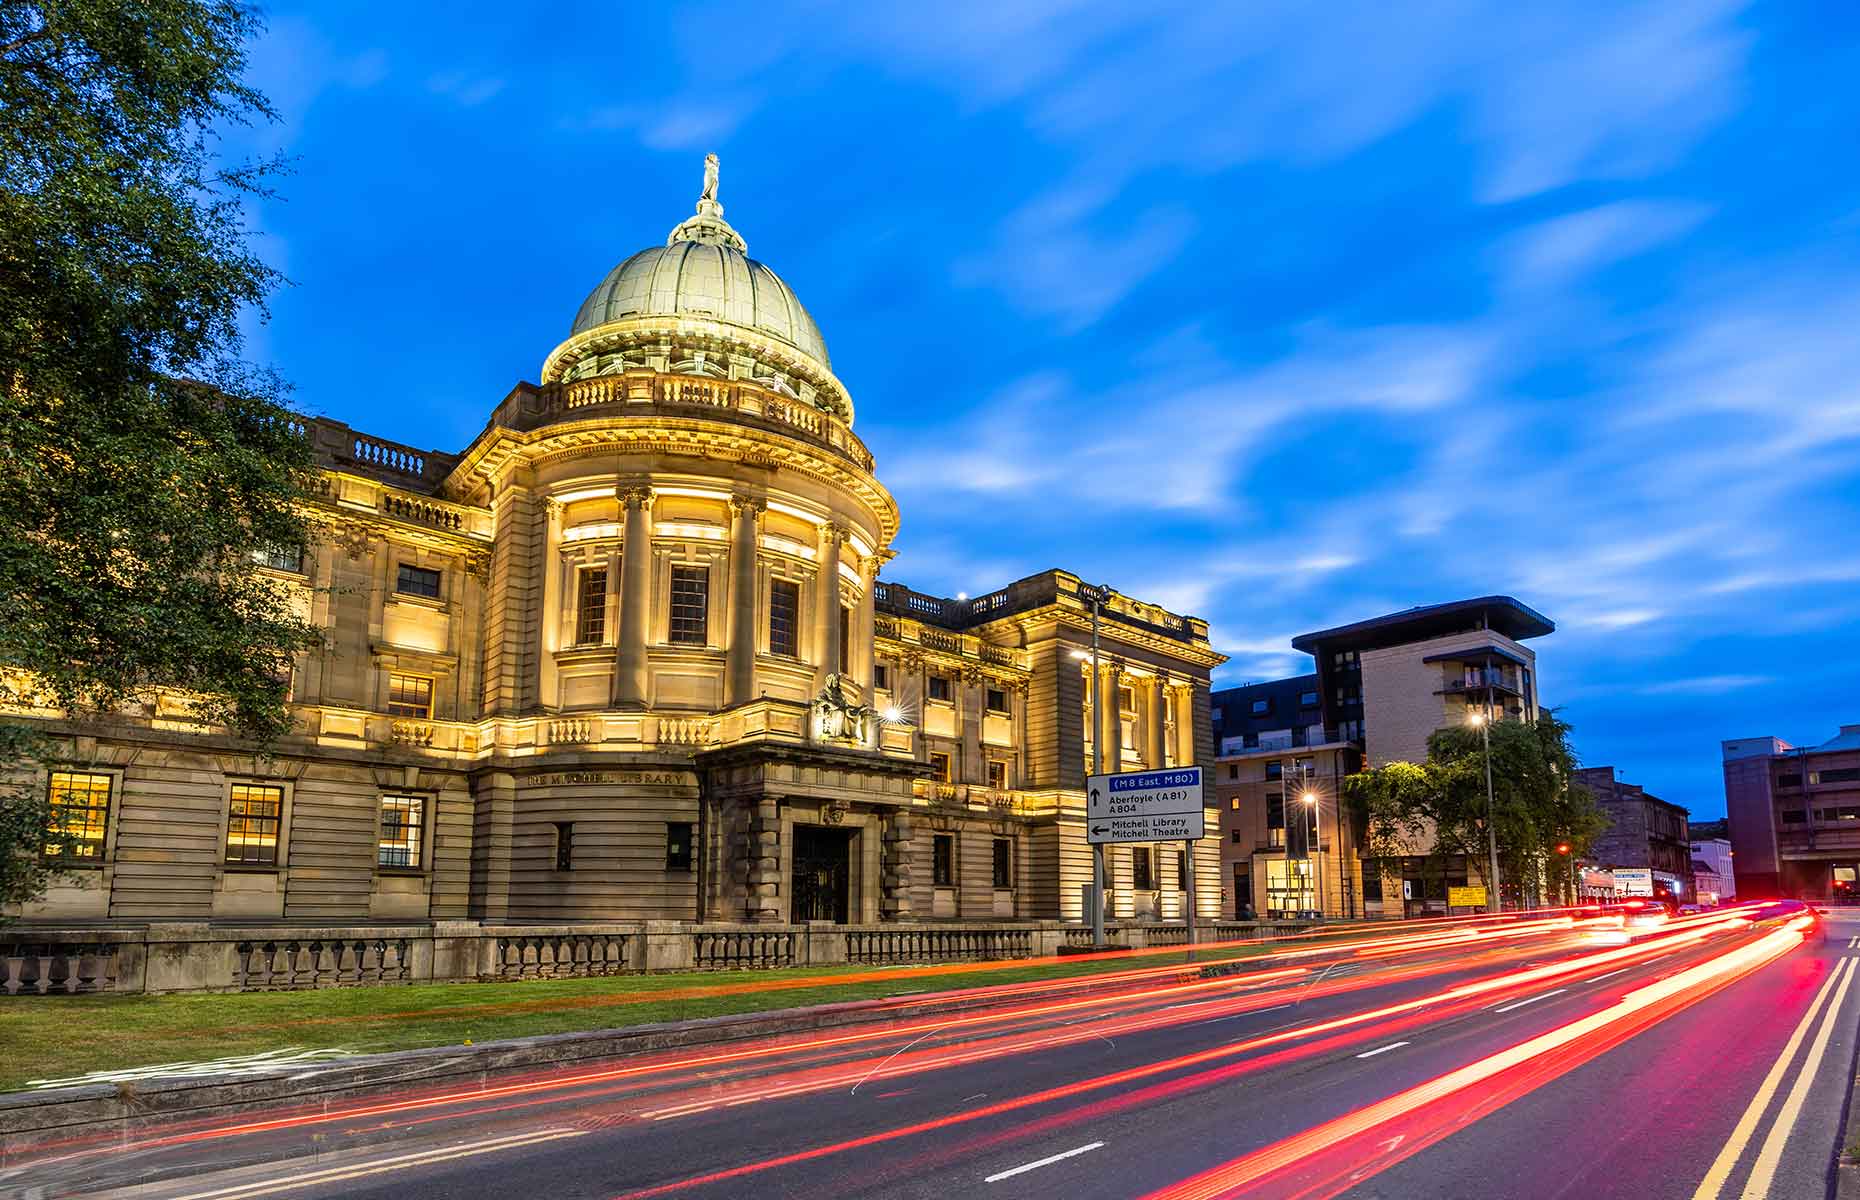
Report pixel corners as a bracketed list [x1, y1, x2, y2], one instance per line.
[1183, 837, 1198, 962]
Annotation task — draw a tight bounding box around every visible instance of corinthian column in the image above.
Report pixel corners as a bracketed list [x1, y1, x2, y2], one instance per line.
[1146, 674, 1167, 768]
[853, 554, 877, 696]
[1100, 659, 1124, 771]
[725, 495, 764, 706]
[813, 522, 845, 688]
[612, 484, 654, 709]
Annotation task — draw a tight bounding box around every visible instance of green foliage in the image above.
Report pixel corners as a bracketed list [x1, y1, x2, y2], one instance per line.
[1345, 712, 1608, 905]
[0, 2, 318, 905]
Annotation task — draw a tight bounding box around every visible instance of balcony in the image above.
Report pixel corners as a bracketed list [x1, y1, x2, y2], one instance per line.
[1438, 672, 1524, 699]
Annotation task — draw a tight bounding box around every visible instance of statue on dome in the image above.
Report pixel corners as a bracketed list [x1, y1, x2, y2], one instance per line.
[701, 153, 719, 204]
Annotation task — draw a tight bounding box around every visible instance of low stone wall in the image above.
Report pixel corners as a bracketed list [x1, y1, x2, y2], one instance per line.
[0, 919, 1316, 996]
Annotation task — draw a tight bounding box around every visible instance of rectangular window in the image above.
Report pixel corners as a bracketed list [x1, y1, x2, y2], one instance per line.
[928, 675, 952, 702]
[386, 673, 433, 718]
[933, 834, 954, 886]
[46, 771, 111, 861]
[225, 783, 284, 866]
[987, 760, 1007, 790]
[1265, 761, 1283, 781]
[1227, 764, 1238, 780]
[986, 686, 1008, 713]
[666, 822, 693, 871]
[576, 568, 608, 645]
[1781, 810, 1807, 824]
[873, 663, 890, 691]
[1119, 685, 1135, 712]
[1132, 846, 1154, 891]
[554, 822, 574, 871]
[1266, 789, 1285, 830]
[1251, 699, 1269, 715]
[930, 751, 952, 782]
[669, 566, 709, 645]
[1816, 768, 1860, 784]
[838, 604, 851, 674]
[253, 545, 303, 573]
[769, 579, 800, 657]
[376, 795, 425, 868]
[1299, 691, 1319, 707]
[1231, 829, 1244, 844]
[396, 564, 442, 598]
[1777, 773, 1803, 789]
[992, 837, 1013, 889]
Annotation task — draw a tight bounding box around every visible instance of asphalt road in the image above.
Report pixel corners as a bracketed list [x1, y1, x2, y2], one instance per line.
[5, 904, 1852, 1200]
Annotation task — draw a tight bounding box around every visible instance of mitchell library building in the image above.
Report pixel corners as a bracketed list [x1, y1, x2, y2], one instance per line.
[5, 159, 1224, 937]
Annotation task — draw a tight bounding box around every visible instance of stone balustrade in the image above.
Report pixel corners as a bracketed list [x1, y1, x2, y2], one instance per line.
[0, 919, 1318, 995]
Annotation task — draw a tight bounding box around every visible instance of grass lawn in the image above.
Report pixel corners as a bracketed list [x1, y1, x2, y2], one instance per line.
[0, 940, 1297, 1092]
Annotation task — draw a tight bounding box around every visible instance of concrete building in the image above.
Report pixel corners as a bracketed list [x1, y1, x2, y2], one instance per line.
[1722, 727, 1860, 902]
[1214, 596, 1554, 918]
[1573, 766, 1692, 902]
[4, 158, 1224, 933]
[1690, 832, 1735, 906]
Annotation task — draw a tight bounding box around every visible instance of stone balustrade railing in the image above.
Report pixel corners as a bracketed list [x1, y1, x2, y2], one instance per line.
[0, 919, 1318, 996]
[536, 372, 877, 474]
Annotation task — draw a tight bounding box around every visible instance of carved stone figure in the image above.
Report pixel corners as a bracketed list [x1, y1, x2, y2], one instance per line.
[701, 153, 720, 203]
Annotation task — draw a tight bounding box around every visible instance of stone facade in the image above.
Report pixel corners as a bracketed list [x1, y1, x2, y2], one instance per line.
[3, 162, 1224, 930]
[1722, 728, 1860, 901]
[1574, 766, 1692, 901]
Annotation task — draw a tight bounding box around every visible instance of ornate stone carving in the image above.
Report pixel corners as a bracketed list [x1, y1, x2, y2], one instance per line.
[811, 673, 877, 747]
[617, 485, 653, 509]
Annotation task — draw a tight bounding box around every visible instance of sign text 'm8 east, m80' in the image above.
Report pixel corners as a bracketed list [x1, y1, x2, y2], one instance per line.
[1086, 767, 1204, 845]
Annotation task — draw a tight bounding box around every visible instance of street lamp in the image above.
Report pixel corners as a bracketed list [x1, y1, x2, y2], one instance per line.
[1555, 841, 1573, 906]
[1302, 788, 1323, 919]
[1467, 707, 1500, 915]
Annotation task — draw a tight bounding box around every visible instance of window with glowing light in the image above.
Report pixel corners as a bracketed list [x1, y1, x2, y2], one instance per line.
[225, 784, 283, 866]
[45, 771, 111, 861]
[987, 760, 1007, 790]
[669, 566, 709, 645]
[376, 795, 425, 869]
[386, 673, 433, 719]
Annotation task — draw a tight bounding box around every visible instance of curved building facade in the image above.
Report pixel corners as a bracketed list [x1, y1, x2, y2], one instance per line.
[6, 161, 1224, 934]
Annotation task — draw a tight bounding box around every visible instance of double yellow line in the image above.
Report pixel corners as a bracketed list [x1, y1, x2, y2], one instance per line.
[1692, 956, 1857, 1199]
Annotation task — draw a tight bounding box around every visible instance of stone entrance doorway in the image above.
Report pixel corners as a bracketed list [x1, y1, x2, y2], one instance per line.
[792, 825, 852, 923]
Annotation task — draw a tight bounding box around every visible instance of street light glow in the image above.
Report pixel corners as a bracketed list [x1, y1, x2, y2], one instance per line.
[1467, 710, 1486, 726]
[1302, 792, 1317, 805]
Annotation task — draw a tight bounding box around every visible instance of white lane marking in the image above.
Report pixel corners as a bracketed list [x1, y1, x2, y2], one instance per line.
[1492, 989, 1567, 1013]
[1588, 968, 1631, 983]
[1740, 959, 1860, 1198]
[1355, 1041, 1411, 1059]
[984, 1141, 1106, 1183]
[1691, 957, 1854, 1200]
[1207, 1003, 1291, 1023]
[173, 1129, 585, 1200]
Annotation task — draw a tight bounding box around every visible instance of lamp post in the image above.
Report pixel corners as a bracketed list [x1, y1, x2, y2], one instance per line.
[1084, 583, 1108, 949]
[1301, 784, 1323, 920]
[1468, 708, 1500, 914]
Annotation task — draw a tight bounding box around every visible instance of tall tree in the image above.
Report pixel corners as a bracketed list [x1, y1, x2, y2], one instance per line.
[1344, 712, 1608, 907]
[0, 1, 319, 908]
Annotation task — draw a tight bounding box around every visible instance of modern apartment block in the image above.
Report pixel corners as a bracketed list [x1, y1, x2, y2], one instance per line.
[1722, 726, 1860, 901]
[1214, 596, 1554, 918]
[1210, 676, 1360, 920]
[1290, 596, 1552, 768]
[1572, 766, 1692, 902]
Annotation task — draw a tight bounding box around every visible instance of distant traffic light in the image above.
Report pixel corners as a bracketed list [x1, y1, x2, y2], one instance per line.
[1555, 842, 1571, 854]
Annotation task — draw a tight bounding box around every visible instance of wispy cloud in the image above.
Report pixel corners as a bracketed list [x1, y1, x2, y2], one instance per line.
[428, 72, 505, 107]
[1637, 674, 1773, 695]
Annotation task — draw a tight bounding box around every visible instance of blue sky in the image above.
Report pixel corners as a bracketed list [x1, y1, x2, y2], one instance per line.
[230, 1, 1860, 818]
